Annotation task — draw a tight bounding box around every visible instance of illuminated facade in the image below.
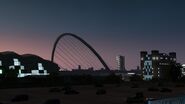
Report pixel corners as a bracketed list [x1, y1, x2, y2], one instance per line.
[181, 64, 185, 76]
[116, 55, 125, 71]
[0, 58, 49, 78]
[141, 50, 176, 80]
[18, 62, 49, 78]
[0, 60, 2, 74]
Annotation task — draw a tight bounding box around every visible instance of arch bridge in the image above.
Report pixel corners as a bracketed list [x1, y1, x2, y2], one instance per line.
[51, 33, 110, 71]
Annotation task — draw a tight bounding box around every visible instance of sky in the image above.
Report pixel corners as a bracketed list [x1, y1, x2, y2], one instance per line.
[0, 0, 185, 69]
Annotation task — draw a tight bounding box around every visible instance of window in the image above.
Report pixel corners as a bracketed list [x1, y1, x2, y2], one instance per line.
[44, 70, 47, 74]
[14, 62, 20, 66]
[20, 66, 24, 70]
[141, 57, 144, 61]
[13, 58, 20, 66]
[32, 70, 39, 75]
[38, 63, 44, 70]
[9, 66, 15, 69]
[38, 63, 42, 67]
[13, 59, 18, 62]
[18, 70, 21, 74]
[143, 71, 145, 74]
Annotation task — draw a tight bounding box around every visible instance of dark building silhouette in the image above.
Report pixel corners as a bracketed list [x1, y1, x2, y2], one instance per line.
[0, 51, 60, 78]
[141, 50, 176, 80]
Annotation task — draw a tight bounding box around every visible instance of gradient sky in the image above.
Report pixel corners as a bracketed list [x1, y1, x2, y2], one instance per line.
[0, 0, 185, 69]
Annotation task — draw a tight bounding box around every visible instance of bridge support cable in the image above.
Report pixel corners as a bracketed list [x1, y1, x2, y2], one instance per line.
[67, 38, 101, 69]
[55, 51, 76, 69]
[54, 56, 72, 70]
[57, 42, 82, 68]
[67, 36, 102, 69]
[61, 38, 93, 68]
[55, 51, 77, 69]
[66, 37, 95, 68]
[66, 37, 99, 69]
[79, 45, 101, 69]
[58, 39, 89, 69]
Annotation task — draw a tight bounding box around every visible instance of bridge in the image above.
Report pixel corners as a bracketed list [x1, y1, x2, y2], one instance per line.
[51, 33, 110, 71]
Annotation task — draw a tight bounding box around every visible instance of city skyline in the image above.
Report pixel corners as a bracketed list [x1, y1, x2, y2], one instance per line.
[1, 0, 185, 69]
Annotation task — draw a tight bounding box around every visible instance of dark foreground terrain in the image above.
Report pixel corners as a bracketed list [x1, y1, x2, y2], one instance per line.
[0, 82, 185, 104]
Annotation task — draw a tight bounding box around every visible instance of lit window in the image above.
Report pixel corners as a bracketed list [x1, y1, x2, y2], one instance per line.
[38, 63, 42, 67]
[18, 70, 21, 74]
[9, 66, 15, 69]
[14, 62, 20, 66]
[38, 63, 44, 70]
[20, 66, 24, 70]
[13, 58, 20, 66]
[44, 70, 47, 74]
[141, 57, 144, 61]
[0, 70, 2, 74]
[165, 57, 168, 60]
[18, 73, 26, 78]
[152, 57, 155, 60]
[13, 58, 18, 62]
[156, 57, 159, 60]
[0, 61, 2, 66]
[32, 70, 39, 75]
[39, 66, 44, 70]
[160, 57, 163, 59]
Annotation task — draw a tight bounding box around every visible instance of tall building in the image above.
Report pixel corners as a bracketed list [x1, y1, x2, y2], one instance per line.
[116, 55, 125, 71]
[181, 64, 185, 76]
[141, 50, 176, 80]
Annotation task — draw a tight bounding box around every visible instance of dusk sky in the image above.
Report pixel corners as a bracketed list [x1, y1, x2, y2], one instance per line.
[0, 0, 185, 69]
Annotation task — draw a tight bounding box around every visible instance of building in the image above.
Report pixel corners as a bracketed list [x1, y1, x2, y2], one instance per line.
[116, 55, 125, 71]
[0, 51, 60, 78]
[141, 50, 176, 80]
[181, 64, 185, 76]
